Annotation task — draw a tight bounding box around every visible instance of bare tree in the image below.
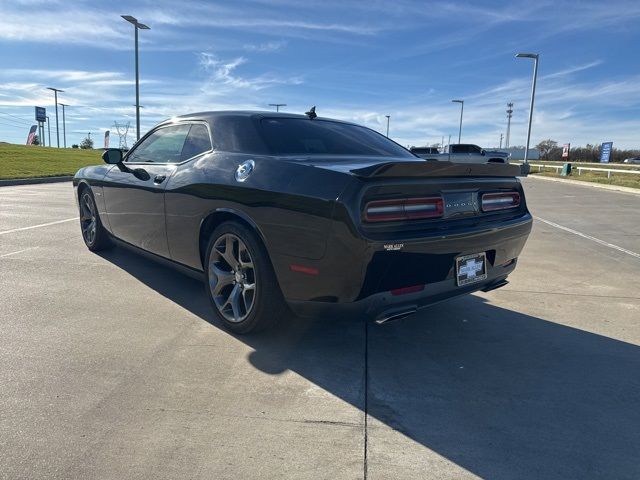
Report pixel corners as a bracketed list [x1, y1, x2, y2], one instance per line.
[535, 139, 558, 159]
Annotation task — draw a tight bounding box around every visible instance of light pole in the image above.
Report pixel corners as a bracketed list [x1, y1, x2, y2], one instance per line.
[500, 133, 503, 148]
[59, 103, 68, 148]
[385, 115, 390, 137]
[122, 15, 150, 141]
[268, 103, 286, 112]
[46, 116, 51, 147]
[46, 87, 63, 147]
[516, 53, 539, 164]
[451, 99, 464, 144]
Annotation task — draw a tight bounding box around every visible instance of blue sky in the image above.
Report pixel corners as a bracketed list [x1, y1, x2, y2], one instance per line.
[1, 0, 639, 149]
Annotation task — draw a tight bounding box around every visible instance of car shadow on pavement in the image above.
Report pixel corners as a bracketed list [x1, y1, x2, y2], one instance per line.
[99, 247, 640, 480]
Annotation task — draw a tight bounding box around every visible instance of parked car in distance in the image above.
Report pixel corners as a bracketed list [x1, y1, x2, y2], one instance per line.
[74, 111, 532, 334]
[413, 143, 510, 163]
[623, 156, 640, 164]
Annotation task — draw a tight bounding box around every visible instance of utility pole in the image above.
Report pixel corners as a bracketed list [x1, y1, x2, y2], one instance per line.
[59, 103, 68, 148]
[505, 102, 513, 148]
[268, 103, 287, 112]
[499, 133, 503, 148]
[122, 15, 150, 141]
[385, 115, 390, 137]
[46, 87, 64, 147]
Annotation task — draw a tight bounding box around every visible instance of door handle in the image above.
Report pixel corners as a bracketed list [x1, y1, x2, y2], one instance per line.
[154, 175, 166, 184]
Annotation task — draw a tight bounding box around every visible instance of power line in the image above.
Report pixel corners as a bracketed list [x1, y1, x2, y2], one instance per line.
[0, 111, 32, 125]
[0, 117, 31, 128]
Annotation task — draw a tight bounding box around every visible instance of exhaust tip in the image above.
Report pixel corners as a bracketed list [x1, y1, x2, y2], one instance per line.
[481, 279, 509, 292]
[375, 306, 418, 325]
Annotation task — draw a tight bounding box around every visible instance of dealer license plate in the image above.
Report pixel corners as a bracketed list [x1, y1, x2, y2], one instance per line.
[456, 253, 487, 286]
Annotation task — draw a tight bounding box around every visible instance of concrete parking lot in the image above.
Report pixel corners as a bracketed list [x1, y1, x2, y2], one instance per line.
[1, 178, 639, 479]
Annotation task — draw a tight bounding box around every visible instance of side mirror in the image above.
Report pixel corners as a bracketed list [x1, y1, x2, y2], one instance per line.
[481, 149, 486, 156]
[102, 148, 123, 165]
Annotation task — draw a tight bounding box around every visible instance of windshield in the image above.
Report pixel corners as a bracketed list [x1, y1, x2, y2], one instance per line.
[260, 118, 413, 157]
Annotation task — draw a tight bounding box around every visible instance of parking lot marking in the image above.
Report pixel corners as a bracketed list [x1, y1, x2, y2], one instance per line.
[535, 216, 640, 260]
[0, 217, 77, 235]
[0, 247, 38, 258]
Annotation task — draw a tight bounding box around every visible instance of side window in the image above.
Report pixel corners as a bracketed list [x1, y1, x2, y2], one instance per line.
[181, 124, 212, 160]
[126, 124, 190, 163]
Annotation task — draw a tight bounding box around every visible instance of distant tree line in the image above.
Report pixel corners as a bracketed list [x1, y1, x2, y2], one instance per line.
[535, 139, 640, 163]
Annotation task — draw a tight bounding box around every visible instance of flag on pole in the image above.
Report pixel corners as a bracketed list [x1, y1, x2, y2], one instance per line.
[104, 130, 110, 148]
[26, 125, 37, 145]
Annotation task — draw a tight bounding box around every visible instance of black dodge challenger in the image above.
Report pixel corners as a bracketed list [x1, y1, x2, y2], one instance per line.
[73, 111, 532, 333]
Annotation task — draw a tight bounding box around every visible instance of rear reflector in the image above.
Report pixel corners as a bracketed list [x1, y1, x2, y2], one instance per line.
[290, 264, 319, 275]
[390, 284, 425, 296]
[481, 192, 520, 212]
[364, 197, 443, 222]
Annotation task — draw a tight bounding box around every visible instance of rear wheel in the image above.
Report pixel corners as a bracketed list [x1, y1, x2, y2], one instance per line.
[205, 221, 288, 334]
[79, 188, 112, 251]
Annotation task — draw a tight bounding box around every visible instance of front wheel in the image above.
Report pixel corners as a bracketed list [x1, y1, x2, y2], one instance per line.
[205, 221, 289, 334]
[79, 188, 112, 251]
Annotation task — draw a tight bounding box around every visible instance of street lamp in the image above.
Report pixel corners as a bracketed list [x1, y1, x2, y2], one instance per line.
[46, 87, 63, 147]
[515, 53, 539, 164]
[385, 115, 390, 137]
[451, 99, 464, 144]
[122, 15, 150, 141]
[59, 103, 68, 148]
[268, 103, 287, 112]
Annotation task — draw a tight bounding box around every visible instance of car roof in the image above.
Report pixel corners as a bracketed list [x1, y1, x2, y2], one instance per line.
[162, 110, 359, 127]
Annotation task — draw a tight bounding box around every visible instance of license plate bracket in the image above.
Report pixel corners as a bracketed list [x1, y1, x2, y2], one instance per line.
[456, 252, 488, 286]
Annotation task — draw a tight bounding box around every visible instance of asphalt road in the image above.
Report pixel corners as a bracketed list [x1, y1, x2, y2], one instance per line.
[1, 178, 638, 479]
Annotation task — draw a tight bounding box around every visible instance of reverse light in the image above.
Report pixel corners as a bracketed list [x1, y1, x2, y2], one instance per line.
[481, 192, 520, 212]
[364, 197, 443, 222]
[390, 284, 425, 296]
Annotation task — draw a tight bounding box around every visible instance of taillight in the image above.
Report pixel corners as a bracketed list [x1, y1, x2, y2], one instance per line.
[364, 197, 443, 222]
[481, 192, 520, 212]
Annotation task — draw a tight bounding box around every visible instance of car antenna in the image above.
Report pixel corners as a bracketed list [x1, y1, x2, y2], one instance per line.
[305, 106, 317, 119]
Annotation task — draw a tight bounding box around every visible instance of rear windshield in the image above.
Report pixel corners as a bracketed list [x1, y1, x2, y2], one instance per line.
[260, 118, 413, 157]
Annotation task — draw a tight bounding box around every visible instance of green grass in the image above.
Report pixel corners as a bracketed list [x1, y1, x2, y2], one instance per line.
[533, 170, 640, 189]
[0, 143, 102, 179]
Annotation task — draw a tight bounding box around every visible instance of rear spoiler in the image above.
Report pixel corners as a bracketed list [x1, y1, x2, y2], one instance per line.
[351, 161, 530, 179]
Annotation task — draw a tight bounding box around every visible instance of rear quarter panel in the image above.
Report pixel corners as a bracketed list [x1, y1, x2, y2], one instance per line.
[164, 153, 352, 271]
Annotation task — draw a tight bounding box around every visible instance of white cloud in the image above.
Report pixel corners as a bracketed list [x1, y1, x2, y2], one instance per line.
[243, 41, 287, 53]
[198, 52, 303, 91]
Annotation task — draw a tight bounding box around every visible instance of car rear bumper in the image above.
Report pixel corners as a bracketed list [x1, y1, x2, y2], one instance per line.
[274, 213, 532, 305]
[287, 258, 516, 321]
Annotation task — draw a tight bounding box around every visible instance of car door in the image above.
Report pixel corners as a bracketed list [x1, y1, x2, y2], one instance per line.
[102, 123, 191, 258]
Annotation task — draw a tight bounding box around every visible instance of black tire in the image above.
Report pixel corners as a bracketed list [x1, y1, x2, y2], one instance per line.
[79, 188, 112, 252]
[204, 221, 289, 334]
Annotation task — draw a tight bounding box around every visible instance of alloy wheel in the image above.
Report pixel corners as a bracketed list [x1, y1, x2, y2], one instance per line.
[208, 233, 257, 323]
[80, 193, 97, 246]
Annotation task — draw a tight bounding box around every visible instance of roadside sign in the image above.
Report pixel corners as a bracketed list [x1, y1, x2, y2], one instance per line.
[35, 106, 46, 123]
[600, 142, 613, 163]
[562, 143, 570, 158]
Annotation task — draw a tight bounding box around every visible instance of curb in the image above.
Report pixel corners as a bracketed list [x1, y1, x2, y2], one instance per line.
[527, 174, 640, 195]
[0, 176, 73, 187]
